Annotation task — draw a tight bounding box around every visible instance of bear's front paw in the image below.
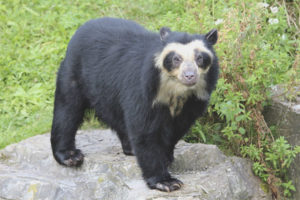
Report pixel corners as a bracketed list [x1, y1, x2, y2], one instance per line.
[123, 148, 134, 156]
[54, 149, 84, 167]
[147, 177, 183, 192]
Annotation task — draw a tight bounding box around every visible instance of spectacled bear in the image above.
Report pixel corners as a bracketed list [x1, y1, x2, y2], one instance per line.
[51, 17, 219, 192]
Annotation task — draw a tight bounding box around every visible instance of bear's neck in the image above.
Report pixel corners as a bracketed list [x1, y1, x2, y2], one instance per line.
[152, 75, 209, 116]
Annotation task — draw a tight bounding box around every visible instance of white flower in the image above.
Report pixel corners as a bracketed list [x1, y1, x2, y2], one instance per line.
[270, 6, 278, 14]
[269, 18, 279, 25]
[215, 19, 224, 25]
[257, 2, 269, 8]
[281, 34, 286, 40]
[261, 43, 270, 50]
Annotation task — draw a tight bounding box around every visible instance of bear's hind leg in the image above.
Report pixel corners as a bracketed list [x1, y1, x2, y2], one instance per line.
[51, 84, 86, 167]
[116, 131, 134, 156]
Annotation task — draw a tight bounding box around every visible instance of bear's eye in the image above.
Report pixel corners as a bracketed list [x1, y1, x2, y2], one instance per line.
[196, 54, 203, 66]
[172, 55, 182, 65]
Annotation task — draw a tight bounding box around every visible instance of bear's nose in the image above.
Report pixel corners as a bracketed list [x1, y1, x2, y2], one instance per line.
[184, 71, 195, 80]
[183, 70, 197, 86]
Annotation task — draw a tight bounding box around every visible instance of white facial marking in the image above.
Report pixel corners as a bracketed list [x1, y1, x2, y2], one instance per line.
[153, 40, 212, 116]
[155, 40, 213, 70]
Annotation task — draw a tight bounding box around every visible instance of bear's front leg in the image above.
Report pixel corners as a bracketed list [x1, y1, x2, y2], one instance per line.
[132, 136, 183, 192]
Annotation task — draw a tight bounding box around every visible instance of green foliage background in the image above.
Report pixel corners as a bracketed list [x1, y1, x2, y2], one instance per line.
[0, 0, 299, 198]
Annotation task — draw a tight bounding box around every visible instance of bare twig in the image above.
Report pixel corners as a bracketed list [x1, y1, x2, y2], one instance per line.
[282, 0, 291, 28]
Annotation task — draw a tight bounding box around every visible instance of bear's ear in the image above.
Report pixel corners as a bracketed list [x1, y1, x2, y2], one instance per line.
[205, 29, 218, 45]
[160, 27, 171, 41]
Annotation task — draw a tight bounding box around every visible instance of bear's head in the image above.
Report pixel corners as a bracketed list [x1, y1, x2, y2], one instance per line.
[153, 28, 218, 116]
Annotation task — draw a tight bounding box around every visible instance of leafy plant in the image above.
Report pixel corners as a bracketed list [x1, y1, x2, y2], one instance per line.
[183, 0, 300, 198]
[282, 180, 296, 198]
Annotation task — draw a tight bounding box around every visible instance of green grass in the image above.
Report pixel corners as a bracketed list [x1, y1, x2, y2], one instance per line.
[0, 0, 163, 148]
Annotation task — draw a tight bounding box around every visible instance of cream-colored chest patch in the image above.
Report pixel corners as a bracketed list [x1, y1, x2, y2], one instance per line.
[152, 72, 210, 116]
[169, 95, 188, 116]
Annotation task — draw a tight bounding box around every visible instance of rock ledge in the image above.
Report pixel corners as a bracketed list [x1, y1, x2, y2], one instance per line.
[0, 129, 270, 200]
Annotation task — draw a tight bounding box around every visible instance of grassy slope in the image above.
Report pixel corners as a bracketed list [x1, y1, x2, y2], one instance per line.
[0, 0, 298, 149]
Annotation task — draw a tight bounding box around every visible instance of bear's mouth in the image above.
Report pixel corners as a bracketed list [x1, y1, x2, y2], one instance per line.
[182, 80, 197, 87]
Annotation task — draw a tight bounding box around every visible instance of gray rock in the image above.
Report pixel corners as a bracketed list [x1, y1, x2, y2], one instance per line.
[263, 84, 300, 199]
[0, 129, 270, 200]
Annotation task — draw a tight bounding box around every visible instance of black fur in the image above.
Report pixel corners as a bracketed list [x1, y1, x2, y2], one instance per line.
[51, 17, 219, 192]
[195, 50, 211, 70]
[163, 51, 177, 72]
